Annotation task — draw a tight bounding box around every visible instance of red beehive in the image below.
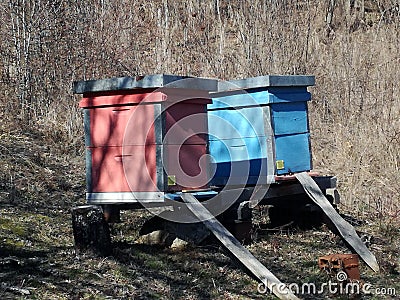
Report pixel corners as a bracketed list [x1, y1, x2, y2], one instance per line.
[73, 75, 218, 204]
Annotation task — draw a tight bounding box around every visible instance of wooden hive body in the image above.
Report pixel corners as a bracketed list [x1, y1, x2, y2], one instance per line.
[208, 75, 315, 186]
[74, 75, 217, 204]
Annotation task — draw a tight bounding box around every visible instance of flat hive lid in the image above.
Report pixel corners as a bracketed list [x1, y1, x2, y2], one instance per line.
[217, 75, 315, 92]
[73, 74, 218, 94]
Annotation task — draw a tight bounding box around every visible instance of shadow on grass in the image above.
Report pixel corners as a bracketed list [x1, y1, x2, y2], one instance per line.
[0, 244, 71, 297]
[109, 237, 305, 299]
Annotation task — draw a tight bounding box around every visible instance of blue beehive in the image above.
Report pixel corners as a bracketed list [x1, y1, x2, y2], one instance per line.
[208, 75, 315, 186]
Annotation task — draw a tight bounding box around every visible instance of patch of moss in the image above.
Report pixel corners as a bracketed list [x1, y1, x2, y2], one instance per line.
[143, 292, 163, 299]
[112, 264, 131, 279]
[144, 257, 166, 270]
[0, 217, 27, 237]
[3, 237, 25, 248]
[302, 260, 318, 268]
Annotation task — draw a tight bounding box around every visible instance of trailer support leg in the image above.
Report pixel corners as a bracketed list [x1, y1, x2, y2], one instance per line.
[221, 201, 254, 244]
[71, 205, 112, 256]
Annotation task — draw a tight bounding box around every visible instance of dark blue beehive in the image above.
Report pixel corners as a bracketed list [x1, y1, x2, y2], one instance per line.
[208, 75, 315, 186]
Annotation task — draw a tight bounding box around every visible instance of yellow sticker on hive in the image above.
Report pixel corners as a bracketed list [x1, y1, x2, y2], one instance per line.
[276, 160, 285, 170]
[168, 175, 176, 186]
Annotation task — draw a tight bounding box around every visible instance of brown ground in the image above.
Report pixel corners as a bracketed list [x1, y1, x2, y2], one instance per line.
[0, 128, 398, 299]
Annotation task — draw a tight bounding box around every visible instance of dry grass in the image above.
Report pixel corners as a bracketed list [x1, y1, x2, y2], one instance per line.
[309, 23, 400, 221]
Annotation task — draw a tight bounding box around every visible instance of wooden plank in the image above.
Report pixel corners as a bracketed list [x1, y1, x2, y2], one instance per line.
[294, 172, 379, 272]
[180, 193, 299, 300]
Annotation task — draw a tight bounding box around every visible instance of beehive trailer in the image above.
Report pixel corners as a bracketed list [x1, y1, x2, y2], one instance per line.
[72, 74, 340, 225]
[71, 74, 378, 300]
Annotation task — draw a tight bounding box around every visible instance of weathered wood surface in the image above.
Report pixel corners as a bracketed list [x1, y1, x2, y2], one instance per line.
[71, 205, 112, 256]
[295, 172, 379, 272]
[181, 193, 299, 300]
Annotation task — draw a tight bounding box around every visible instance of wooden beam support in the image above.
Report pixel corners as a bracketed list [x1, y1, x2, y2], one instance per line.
[294, 172, 379, 272]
